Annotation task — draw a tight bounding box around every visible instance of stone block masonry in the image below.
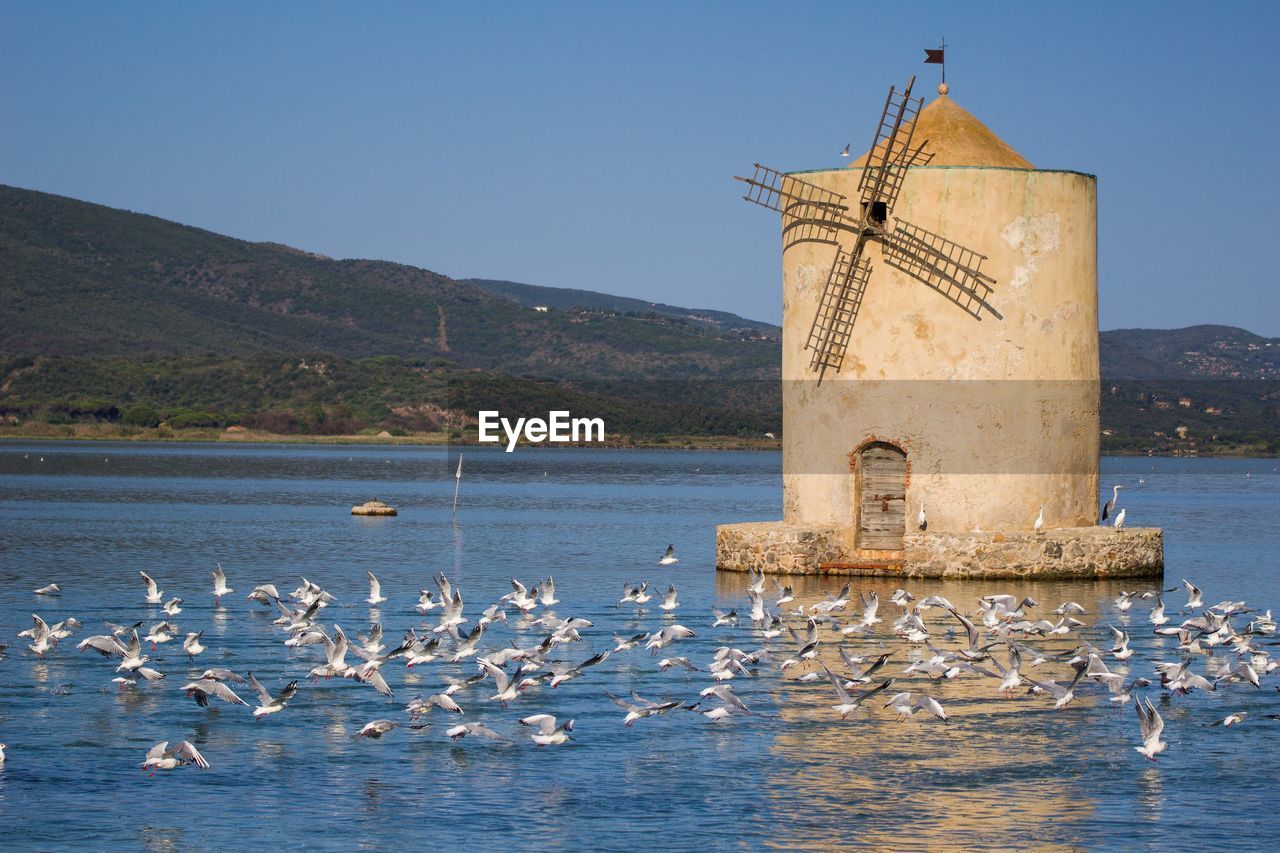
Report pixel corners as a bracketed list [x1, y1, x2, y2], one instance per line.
[716, 521, 1163, 579]
[901, 527, 1163, 579]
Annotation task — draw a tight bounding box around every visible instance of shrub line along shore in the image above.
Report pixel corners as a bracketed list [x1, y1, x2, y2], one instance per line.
[0, 425, 1273, 456]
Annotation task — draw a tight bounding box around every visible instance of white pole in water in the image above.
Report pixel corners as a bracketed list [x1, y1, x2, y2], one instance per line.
[452, 453, 463, 515]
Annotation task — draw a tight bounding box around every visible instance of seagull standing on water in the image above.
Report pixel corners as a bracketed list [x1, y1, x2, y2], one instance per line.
[1102, 485, 1123, 522]
[33, 583, 60, 596]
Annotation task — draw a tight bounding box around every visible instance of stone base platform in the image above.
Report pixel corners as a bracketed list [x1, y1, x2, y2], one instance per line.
[716, 521, 1163, 579]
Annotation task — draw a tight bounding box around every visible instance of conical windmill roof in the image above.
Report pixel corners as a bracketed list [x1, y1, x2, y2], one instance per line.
[849, 92, 1033, 169]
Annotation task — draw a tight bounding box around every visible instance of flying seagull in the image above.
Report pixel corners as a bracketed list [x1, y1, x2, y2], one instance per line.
[367, 571, 387, 605]
[1209, 712, 1248, 728]
[445, 721, 505, 742]
[519, 714, 574, 746]
[658, 545, 679, 566]
[141, 741, 209, 774]
[139, 571, 164, 605]
[357, 719, 399, 739]
[1134, 698, 1167, 761]
[824, 666, 893, 719]
[884, 691, 949, 723]
[604, 691, 682, 727]
[211, 564, 233, 605]
[182, 678, 248, 709]
[247, 672, 298, 719]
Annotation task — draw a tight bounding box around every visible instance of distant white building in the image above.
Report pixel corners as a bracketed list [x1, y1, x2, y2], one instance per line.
[532, 306, 549, 313]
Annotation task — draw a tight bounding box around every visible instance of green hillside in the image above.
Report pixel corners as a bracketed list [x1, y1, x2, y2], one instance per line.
[0, 184, 779, 439]
[0, 184, 777, 381]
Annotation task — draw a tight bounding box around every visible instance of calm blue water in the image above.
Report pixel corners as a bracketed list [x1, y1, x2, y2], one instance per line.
[0, 442, 1277, 850]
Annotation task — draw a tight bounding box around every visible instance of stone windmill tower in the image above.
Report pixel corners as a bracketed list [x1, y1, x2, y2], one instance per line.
[718, 75, 1162, 578]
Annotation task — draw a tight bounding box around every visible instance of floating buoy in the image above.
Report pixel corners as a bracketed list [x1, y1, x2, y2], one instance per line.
[351, 499, 397, 517]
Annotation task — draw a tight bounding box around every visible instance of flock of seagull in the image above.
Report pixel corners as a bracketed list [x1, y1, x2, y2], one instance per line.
[6, 552, 1279, 774]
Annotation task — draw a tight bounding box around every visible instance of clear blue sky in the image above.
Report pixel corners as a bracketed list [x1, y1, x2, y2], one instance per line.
[3, 1, 1278, 334]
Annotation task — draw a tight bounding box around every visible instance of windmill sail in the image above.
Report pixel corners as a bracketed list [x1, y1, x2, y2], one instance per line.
[804, 240, 873, 381]
[735, 164, 852, 246]
[736, 163, 849, 216]
[881, 219, 999, 319]
[857, 76, 926, 219]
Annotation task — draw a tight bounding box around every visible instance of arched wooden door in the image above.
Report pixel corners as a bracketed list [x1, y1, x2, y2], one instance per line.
[857, 443, 907, 550]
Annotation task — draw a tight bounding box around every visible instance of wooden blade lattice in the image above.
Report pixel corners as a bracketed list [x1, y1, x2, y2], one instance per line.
[857, 77, 927, 218]
[804, 239, 873, 383]
[882, 219, 1000, 319]
[736, 164, 853, 247]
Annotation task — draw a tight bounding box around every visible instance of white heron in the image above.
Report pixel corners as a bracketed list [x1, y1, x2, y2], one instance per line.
[917, 501, 927, 531]
[1113, 508, 1127, 530]
[1034, 506, 1045, 535]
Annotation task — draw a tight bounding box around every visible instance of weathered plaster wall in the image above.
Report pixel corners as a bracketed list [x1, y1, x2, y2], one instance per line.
[781, 167, 1099, 535]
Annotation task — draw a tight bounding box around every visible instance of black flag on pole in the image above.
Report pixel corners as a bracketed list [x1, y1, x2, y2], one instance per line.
[924, 48, 944, 64]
